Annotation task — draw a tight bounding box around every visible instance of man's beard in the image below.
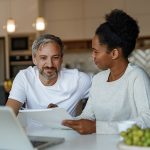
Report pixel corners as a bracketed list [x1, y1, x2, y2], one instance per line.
[39, 67, 58, 81]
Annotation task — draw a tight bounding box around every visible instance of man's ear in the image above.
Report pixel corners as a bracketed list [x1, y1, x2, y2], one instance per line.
[111, 48, 119, 60]
[32, 54, 37, 65]
[61, 56, 63, 64]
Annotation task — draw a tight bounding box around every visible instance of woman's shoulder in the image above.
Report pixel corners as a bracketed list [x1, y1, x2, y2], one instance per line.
[92, 69, 109, 81]
[89, 70, 109, 88]
[127, 63, 150, 79]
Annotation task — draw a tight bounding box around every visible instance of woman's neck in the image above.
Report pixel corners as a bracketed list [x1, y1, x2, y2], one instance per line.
[108, 59, 129, 82]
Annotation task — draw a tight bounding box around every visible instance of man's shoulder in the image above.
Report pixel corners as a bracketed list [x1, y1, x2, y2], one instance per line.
[61, 68, 78, 74]
[17, 66, 36, 79]
[19, 66, 35, 72]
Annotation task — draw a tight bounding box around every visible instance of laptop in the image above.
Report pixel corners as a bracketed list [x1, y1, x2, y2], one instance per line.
[0, 106, 64, 150]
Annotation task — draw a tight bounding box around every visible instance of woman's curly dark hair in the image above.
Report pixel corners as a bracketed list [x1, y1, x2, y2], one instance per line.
[95, 9, 139, 58]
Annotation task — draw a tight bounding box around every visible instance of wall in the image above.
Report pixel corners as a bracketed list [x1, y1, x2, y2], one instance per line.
[0, 0, 150, 77]
[40, 0, 150, 73]
[42, 0, 150, 40]
[0, 0, 38, 78]
[63, 52, 99, 74]
[0, 0, 150, 38]
[0, 0, 38, 36]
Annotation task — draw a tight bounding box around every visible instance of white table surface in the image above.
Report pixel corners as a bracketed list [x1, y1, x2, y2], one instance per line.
[27, 126, 120, 150]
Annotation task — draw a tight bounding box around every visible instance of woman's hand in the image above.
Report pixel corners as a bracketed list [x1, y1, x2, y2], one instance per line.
[62, 119, 96, 134]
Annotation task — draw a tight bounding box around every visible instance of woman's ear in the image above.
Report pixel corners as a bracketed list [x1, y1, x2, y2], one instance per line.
[111, 48, 119, 60]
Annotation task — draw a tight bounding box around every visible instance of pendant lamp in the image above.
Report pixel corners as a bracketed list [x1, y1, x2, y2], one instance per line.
[35, 17, 46, 31]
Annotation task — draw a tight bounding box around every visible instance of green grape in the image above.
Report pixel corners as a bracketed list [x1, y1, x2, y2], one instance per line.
[133, 136, 140, 145]
[127, 132, 133, 138]
[144, 130, 150, 139]
[127, 128, 132, 133]
[141, 136, 146, 142]
[125, 138, 132, 145]
[137, 141, 143, 146]
[119, 124, 150, 147]
[143, 141, 149, 147]
[120, 131, 127, 138]
[132, 124, 140, 130]
[144, 128, 150, 133]
[132, 129, 138, 136]
[145, 139, 150, 146]
[136, 129, 144, 137]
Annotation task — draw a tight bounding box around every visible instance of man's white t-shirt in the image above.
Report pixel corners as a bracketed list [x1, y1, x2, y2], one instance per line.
[9, 66, 92, 116]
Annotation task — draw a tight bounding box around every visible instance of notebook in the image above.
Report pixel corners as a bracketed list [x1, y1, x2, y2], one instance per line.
[0, 106, 64, 150]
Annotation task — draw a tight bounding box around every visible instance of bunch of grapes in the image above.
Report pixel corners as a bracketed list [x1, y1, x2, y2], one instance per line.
[120, 125, 150, 147]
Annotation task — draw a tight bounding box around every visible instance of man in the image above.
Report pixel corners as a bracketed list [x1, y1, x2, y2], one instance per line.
[6, 34, 92, 116]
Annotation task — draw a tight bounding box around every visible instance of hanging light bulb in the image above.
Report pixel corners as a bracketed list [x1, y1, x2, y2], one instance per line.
[6, 18, 16, 33]
[3, 0, 16, 33]
[35, 17, 46, 31]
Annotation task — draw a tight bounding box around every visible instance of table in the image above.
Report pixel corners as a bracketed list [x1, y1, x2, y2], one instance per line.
[27, 126, 120, 150]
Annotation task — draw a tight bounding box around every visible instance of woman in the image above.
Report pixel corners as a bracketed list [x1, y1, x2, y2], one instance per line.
[62, 9, 150, 134]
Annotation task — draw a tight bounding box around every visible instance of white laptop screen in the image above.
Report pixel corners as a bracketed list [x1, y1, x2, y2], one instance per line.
[0, 106, 64, 150]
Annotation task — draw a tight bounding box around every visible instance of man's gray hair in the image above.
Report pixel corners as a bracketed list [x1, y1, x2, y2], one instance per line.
[32, 34, 64, 55]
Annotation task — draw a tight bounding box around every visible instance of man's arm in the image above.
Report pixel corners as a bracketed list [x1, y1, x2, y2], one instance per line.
[47, 103, 58, 108]
[6, 99, 22, 115]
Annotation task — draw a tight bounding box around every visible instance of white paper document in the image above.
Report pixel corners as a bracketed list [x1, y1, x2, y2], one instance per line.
[18, 107, 72, 129]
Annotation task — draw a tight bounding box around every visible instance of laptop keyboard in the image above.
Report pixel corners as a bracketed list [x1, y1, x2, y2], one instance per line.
[31, 141, 48, 147]
[29, 136, 65, 149]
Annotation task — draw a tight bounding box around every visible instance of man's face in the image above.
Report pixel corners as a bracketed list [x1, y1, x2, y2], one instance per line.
[33, 42, 63, 81]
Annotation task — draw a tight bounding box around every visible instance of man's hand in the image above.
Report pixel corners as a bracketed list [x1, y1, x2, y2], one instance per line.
[62, 119, 96, 135]
[47, 103, 58, 108]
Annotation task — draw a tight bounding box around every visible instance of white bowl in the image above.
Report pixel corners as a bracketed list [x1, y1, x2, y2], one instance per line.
[118, 142, 150, 150]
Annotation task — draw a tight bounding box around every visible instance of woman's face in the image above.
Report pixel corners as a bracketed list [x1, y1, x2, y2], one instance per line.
[92, 35, 112, 70]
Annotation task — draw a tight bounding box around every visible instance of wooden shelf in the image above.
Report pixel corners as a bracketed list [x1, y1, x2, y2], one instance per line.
[10, 50, 32, 56]
[63, 39, 92, 53]
[10, 61, 33, 66]
[136, 36, 150, 49]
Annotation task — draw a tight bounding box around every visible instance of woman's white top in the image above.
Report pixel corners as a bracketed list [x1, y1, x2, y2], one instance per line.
[78, 63, 150, 134]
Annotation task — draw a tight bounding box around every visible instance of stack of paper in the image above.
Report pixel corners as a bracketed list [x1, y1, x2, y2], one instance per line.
[17, 107, 72, 129]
